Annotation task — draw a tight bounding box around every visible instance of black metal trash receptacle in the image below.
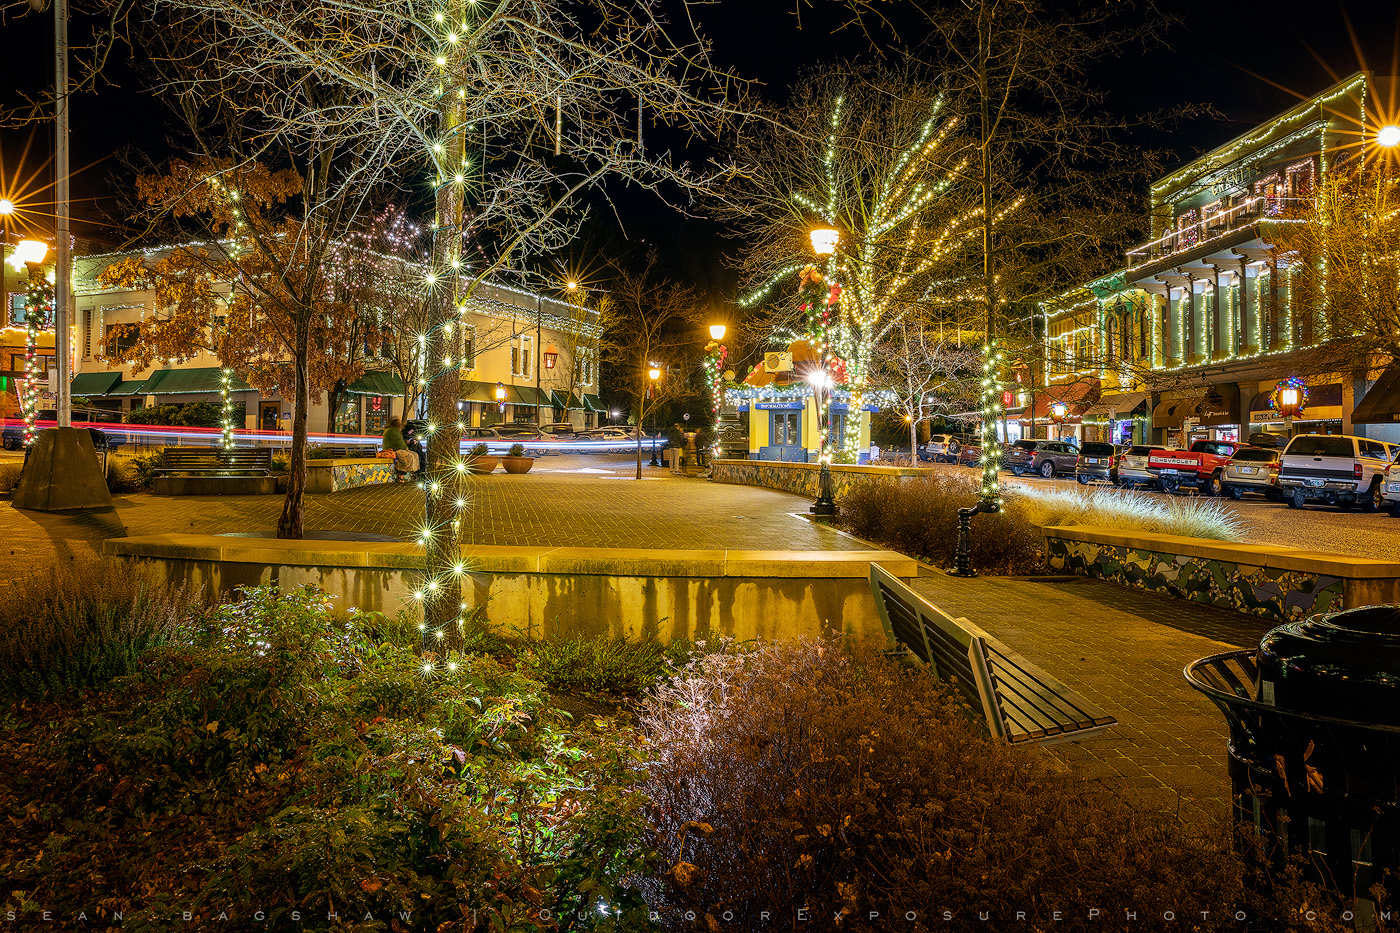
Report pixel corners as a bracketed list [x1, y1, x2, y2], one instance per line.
[1186, 606, 1400, 922]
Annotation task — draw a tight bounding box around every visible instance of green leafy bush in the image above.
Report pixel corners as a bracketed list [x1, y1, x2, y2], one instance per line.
[839, 470, 1045, 573]
[305, 444, 338, 460]
[172, 399, 225, 427]
[508, 442, 527, 457]
[124, 403, 181, 425]
[518, 632, 694, 697]
[0, 556, 206, 698]
[469, 441, 489, 457]
[0, 585, 655, 929]
[105, 447, 168, 492]
[637, 639, 1369, 931]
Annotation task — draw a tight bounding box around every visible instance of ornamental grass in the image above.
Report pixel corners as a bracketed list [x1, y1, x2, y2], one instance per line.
[1017, 485, 1245, 541]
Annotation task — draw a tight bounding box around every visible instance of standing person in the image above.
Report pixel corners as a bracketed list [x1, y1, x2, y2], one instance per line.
[382, 417, 417, 480]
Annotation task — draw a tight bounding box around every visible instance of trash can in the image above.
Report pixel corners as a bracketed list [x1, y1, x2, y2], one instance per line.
[1186, 606, 1400, 923]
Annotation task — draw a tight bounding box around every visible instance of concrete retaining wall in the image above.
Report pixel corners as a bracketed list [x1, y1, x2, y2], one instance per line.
[102, 535, 916, 643]
[1045, 525, 1400, 623]
[151, 475, 278, 496]
[710, 458, 928, 499]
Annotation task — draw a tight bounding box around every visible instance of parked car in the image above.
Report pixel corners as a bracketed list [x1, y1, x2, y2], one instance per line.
[1115, 445, 1158, 488]
[958, 439, 982, 467]
[1005, 439, 1079, 478]
[1148, 440, 1246, 495]
[1221, 447, 1284, 500]
[582, 425, 652, 452]
[538, 423, 577, 437]
[1074, 442, 1121, 485]
[924, 433, 971, 463]
[2, 411, 123, 451]
[1278, 433, 1397, 511]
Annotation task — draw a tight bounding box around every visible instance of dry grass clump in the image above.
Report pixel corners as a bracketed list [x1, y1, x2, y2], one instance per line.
[0, 555, 207, 698]
[637, 639, 1372, 931]
[105, 447, 168, 492]
[0, 461, 20, 493]
[1018, 485, 1245, 541]
[838, 470, 1045, 573]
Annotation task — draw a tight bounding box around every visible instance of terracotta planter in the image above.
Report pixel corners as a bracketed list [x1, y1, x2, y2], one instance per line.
[500, 456, 535, 475]
[465, 456, 499, 475]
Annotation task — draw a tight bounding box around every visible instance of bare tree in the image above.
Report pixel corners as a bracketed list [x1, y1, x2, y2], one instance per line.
[869, 313, 981, 457]
[1270, 158, 1400, 370]
[124, 0, 736, 632]
[723, 67, 987, 454]
[599, 252, 700, 479]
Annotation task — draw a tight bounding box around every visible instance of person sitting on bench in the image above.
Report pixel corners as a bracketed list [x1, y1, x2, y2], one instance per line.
[381, 418, 418, 480]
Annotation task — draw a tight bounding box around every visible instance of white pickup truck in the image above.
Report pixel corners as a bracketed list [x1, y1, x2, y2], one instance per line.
[1276, 433, 1397, 511]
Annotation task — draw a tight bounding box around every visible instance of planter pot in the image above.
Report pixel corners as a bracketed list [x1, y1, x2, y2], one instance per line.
[500, 456, 535, 475]
[465, 456, 499, 475]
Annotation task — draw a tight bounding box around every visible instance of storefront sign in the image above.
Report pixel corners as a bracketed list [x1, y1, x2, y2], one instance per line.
[754, 401, 804, 410]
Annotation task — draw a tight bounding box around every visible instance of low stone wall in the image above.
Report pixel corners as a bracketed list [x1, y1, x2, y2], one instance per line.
[1045, 525, 1400, 623]
[103, 535, 917, 643]
[711, 458, 927, 499]
[306, 457, 397, 493]
[151, 475, 278, 496]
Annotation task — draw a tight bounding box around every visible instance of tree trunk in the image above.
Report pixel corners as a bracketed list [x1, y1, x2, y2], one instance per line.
[326, 380, 345, 434]
[635, 392, 645, 479]
[421, 50, 467, 641]
[909, 415, 918, 465]
[277, 314, 310, 539]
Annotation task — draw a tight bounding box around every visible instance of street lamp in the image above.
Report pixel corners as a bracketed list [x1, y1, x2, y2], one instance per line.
[709, 323, 726, 341]
[1377, 125, 1400, 148]
[648, 367, 661, 466]
[808, 367, 837, 517]
[809, 227, 839, 256]
[494, 381, 506, 419]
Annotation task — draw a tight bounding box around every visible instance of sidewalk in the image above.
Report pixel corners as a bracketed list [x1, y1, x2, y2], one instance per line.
[909, 569, 1274, 823]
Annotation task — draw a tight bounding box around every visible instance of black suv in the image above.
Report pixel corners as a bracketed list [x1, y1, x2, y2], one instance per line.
[1005, 439, 1080, 478]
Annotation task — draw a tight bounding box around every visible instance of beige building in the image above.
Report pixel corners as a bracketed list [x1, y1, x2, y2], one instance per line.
[67, 249, 603, 436]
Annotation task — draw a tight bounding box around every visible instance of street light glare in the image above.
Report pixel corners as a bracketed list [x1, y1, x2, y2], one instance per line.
[0, 199, 14, 216]
[648, 367, 661, 381]
[1378, 125, 1400, 148]
[709, 323, 726, 341]
[566, 280, 578, 290]
[809, 227, 839, 256]
[9, 239, 48, 270]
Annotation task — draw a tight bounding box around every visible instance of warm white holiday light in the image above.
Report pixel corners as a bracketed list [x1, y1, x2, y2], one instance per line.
[1378, 125, 1400, 148]
[809, 227, 839, 256]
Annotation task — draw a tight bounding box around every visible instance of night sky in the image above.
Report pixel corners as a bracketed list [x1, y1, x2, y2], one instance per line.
[2, 0, 1396, 306]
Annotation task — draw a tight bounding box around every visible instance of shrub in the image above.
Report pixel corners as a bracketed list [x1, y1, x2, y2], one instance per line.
[517, 632, 694, 697]
[105, 447, 168, 492]
[0, 584, 656, 928]
[637, 639, 1364, 931]
[839, 470, 1045, 574]
[172, 399, 224, 428]
[469, 441, 489, 457]
[123, 403, 181, 425]
[0, 555, 207, 698]
[0, 461, 20, 493]
[508, 442, 526, 457]
[305, 444, 338, 460]
[1018, 485, 1244, 541]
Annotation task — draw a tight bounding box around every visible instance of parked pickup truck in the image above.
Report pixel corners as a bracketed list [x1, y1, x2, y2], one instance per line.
[1278, 433, 1397, 511]
[1148, 440, 1247, 496]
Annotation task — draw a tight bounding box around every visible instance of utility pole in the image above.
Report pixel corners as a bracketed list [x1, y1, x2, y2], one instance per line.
[536, 293, 543, 426]
[54, 0, 71, 427]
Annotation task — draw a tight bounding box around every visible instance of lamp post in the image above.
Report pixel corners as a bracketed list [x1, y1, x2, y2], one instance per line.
[11, 239, 51, 447]
[494, 381, 506, 424]
[807, 226, 840, 517]
[647, 366, 661, 466]
[0, 200, 12, 334]
[706, 323, 727, 462]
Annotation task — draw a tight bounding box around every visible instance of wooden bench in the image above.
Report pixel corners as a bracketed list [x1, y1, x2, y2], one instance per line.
[869, 564, 1117, 746]
[312, 445, 380, 459]
[154, 447, 274, 476]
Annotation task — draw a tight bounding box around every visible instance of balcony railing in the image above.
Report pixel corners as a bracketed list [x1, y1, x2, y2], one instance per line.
[1126, 196, 1304, 270]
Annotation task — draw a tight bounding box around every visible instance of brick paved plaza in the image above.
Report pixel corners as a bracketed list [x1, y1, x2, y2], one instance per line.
[1, 452, 1269, 822]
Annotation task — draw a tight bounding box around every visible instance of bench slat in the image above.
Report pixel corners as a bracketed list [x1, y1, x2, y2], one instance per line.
[869, 564, 1117, 747]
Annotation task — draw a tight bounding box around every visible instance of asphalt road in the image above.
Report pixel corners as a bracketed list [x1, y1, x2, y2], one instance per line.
[997, 467, 1400, 562]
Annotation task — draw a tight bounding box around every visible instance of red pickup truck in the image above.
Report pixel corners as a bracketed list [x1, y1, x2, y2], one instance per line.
[1148, 440, 1247, 495]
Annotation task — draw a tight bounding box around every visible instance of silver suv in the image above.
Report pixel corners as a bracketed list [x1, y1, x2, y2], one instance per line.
[1115, 445, 1157, 488]
[1278, 434, 1397, 511]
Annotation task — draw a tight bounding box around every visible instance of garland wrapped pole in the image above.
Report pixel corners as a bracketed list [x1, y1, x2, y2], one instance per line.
[21, 276, 53, 447]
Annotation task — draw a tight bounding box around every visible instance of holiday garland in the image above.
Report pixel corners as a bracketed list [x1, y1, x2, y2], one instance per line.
[21, 277, 55, 446]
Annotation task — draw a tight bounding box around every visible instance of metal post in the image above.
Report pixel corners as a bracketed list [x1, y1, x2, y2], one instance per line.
[536, 294, 543, 427]
[649, 428, 658, 467]
[810, 460, 836, 517]
[54, 0, 71, 428]
[948, 500, 991, 578]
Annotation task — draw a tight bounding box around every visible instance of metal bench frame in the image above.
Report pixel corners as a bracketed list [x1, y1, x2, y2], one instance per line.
[153, 447, 274, 476]
[870, 563, 1117, 746]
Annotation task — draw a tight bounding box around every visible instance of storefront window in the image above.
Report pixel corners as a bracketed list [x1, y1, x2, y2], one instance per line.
[333, 395, 362, 434]
[364, 395, 389, 434]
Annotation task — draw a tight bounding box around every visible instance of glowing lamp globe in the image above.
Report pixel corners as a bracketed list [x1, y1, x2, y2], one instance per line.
[648, 367, 661, 381]
[494, 382, 507, 402]
[1279, 387, 1299, 409]
[1378, 125, 1400, 148]
[9, 239, 48, 270]
[809, 227, 839, 256]
[1050, 401, 1069, 424]
[0, 199, 13, 215]
[709, 324, 726, 341]
[543, 344, 558, 369]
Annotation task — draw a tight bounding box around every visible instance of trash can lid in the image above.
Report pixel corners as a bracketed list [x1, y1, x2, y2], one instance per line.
[1256, 605, 1400, 725]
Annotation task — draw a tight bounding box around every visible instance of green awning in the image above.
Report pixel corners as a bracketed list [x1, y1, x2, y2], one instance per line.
[345, 371, 404, 396]
[581, 393, 605, 412]
[109, 379, 148, 396]
[70, 372, 123, 396]
[140, 367, 253, 395]
[510, 385, 550, 407]
[460, 380, 500, 404]
[550, 390, 574, 410]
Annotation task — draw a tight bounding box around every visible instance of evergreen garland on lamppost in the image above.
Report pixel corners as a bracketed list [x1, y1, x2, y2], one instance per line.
[21, 276, 54, 447]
